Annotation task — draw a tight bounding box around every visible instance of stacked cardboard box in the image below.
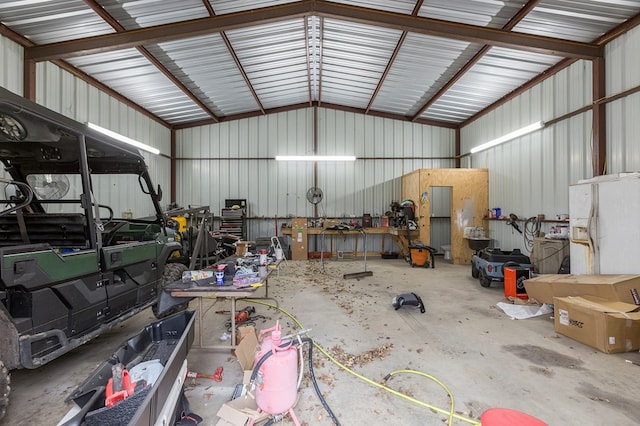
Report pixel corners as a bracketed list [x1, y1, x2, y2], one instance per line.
[553, 296, 640, 353]
[525, 275, 640, 353]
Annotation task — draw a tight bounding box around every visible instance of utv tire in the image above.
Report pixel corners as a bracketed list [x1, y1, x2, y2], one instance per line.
[0, 360, 9, 421]
[152, 263, 189, 319]
[471, 262, 479, 278]
[479, 269, 491, 288]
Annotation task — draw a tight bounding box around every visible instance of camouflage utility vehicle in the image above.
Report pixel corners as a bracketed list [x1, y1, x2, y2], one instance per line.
[0, 87, 186, 419]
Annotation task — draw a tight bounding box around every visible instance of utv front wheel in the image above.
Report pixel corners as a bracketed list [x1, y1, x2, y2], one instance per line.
[0, 360, 10, 421]
[152, 263, 190, 319]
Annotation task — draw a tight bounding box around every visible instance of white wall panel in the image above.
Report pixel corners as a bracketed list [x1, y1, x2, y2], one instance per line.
[34, 61, 172, 218]
[606, 25, 640, 174]
[606, 25, 640, 96]
[0, 36, 22, 94]
[463, 61, 593, 253]
[177, 107, 456, 245]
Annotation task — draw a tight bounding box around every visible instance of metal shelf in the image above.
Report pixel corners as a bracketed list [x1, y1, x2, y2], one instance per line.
[221, 207, 246, 240]
[486, 218, 569, 223]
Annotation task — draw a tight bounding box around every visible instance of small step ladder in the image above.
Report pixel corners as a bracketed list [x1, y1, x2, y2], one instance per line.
[271, 236, 287, 275]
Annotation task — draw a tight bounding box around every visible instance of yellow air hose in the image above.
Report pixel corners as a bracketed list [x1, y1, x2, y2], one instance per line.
[242, 298, 482, 426]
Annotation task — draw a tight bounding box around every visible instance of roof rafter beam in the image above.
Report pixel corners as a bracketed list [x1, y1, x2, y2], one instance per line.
[410, 0, 541, 121]
[365, 0, 424, 113]
[314, 1, 601, 59]
[25, 1, 312, 62]
[201, 0, 265, 115]
[1, 20, 170, 127]
[25, 0, 601, 63]
[464, 12, 640, 127]
[83, 0, 220, 122]
[172, 100, 458, 130]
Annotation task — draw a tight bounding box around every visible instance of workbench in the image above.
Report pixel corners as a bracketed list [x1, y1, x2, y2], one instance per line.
[281, 226, 419, 258]
[167, 264, 278, 351]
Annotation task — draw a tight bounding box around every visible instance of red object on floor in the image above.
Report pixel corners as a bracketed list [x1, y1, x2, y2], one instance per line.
[480, 408, 548, 426]
[213, 367, 223, 382]
[503, 266, 530, 300]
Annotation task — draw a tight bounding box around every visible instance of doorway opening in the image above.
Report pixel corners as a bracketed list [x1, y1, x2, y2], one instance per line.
[429, 186, 452, 261]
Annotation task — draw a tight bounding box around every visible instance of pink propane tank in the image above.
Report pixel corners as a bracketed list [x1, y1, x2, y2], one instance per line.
[254, 321, 298, 415]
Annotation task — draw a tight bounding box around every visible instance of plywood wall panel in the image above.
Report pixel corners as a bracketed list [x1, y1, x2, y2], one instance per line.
[403, 169, 488, 264]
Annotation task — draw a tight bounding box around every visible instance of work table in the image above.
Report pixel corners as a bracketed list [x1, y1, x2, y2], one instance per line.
[281, 226, 419, 259]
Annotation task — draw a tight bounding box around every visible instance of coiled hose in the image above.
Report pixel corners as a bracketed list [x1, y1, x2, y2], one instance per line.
[244, 298, 482, 426]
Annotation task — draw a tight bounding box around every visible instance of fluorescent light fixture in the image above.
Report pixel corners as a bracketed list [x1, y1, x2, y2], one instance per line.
[275, 155, 356, 161]
[87, 122, 160, 155]
[470, 121, 544, 154]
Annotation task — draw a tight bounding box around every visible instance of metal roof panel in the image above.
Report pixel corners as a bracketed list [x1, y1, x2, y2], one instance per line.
[420, 46, 562, 122]
[225, 19, 310, 109]
[417, 0, 529, 28]
[0, 0, 114, 43]
[372, 32, 479, 116]
[1, 0, 639, 127]
[515, 0, 640, 42]
[100, 0, 208, 28]
[211, 0, 300, 15]
[67, 48, 209, 124]
[152, 34, 259, 116]
[320, 18, 402, 108]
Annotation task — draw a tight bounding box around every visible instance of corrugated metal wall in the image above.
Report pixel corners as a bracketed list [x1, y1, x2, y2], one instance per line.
[462, 60, 593, 254]
[176, 108, 456, 250]
[606, 25, 640, 173]
[462, 20, 640, 255]
[0, 36, 22, 94]
[35, 62, 172, 218]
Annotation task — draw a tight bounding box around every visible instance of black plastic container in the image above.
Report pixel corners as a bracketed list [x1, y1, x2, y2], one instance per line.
[59, 310, 196, 426]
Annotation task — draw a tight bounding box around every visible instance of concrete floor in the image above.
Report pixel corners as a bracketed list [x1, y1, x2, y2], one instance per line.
[5, 257, 640, 425]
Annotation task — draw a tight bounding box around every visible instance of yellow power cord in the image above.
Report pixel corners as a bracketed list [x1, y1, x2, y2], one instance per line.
[242, 298, 482, 426]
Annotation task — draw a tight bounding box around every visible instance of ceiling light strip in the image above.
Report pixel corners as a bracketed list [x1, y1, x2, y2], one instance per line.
[87, 122, 160, 155]
[470, 121, 544, 154]
[275, 155, 356, 161]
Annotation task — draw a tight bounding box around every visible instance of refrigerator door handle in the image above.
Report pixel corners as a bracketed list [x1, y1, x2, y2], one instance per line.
[587, 183, 599, 274]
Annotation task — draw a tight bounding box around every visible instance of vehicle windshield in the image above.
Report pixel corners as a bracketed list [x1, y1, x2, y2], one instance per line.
[11, 173, 158, 220]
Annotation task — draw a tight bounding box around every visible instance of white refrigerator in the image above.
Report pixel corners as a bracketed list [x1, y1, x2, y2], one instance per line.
[569, 173, 640, 274]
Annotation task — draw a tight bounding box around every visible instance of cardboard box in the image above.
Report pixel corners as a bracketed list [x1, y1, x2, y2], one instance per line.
[216, 396, 266, 426]
[554, 295, 640, 353]
[235, 241, 251, 257]
[235, 325, 259, 384]
[216, 326, 268, 426]
[524, 274, 640, 305]
[290, 218, 308, 260]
